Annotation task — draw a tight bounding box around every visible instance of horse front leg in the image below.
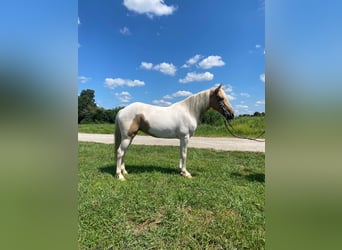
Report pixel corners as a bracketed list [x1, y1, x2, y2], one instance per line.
[179, 135, 192, 178]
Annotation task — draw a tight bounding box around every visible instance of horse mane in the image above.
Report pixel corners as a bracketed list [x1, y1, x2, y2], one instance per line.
[172, 89, 211, 121]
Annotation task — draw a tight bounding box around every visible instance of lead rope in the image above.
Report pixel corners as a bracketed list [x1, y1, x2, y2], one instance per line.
[216, 95, 265, 142]
[223, 119, 265, 142]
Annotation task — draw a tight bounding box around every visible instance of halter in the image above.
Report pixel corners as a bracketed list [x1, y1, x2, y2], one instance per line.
[218, 98, 232, 120]
[214, 87, 233, 120]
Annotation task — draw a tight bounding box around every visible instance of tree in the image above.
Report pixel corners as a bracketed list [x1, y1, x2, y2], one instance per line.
[104, 107, 124, 123]
[78, 89, 125, 123]
[200, 109, 223, 125]
[253, 111, 265, 117]
[78, 89, 97, 123]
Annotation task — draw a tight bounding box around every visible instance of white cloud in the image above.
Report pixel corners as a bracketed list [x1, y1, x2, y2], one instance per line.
[182, 54, 202, 68]
[140, 61, 177, 76]
[249, 44, 264, 54]
[240, 93, 251, 98]
[78, 76, 91, 83]
[153, 62, 177, 76]
[163, 90, 192, 99]
[140, 61, 153, 70]
[236, 104, 249, 110]
[172, 90, 193, 98]
[115, 91, 132, 103]
[234, 103, 251, 115]
[119, 26, 131, 35]
[259, 73, 265, 83]
[198, 55, 225, 69]
[227, 94, 236, 101]
[104, 78, 145, 89]
[255, 100, 265, 106]
[78, 17, 81, 25]
[123, 0, 176, 18]
[225, 85, 234, 93]
[179, 71, 214, 83]
[152, 99, 172, 106]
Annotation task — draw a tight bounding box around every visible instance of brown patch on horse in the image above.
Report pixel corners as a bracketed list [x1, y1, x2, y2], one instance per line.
[127, 114, 151, 137]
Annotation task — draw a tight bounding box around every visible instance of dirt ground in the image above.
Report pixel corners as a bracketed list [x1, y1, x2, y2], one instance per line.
[78, 133, 265, 152]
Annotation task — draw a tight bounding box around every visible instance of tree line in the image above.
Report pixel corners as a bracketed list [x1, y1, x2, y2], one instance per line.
[78, 89, 265, 124]
[78, 89, 123, 124]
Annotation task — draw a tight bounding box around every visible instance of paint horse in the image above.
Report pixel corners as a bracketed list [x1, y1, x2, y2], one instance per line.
[115, 85, 234, 180]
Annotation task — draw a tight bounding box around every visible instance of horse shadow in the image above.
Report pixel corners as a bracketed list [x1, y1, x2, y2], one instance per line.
[230, 170, 265, 183]
[99, 164, 179, 177]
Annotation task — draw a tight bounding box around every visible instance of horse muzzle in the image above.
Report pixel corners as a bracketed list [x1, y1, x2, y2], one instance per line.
[224, 111, 234, 120]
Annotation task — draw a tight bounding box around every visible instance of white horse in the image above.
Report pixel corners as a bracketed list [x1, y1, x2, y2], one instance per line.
[114, 85, 234, 180]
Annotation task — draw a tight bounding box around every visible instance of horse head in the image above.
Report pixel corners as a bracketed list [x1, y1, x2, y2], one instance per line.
[210, 84, 235, 120]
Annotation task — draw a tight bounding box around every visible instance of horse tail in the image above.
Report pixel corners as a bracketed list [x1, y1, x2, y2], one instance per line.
[114, 114, 121, 159]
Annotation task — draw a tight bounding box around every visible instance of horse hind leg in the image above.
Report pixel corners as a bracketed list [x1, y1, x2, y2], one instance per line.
[120, 137, 134, 176]
[116, 137, 132, 181]
[115, 112, 142, 180]
[121, 158, 128, 175]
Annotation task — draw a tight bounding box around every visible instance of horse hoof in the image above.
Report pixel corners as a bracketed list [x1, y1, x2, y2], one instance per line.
[117, 175, 126, 181]
[181, 172, 192, 178]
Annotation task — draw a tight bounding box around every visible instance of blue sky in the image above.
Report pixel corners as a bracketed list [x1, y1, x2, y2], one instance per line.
[78, 0, 265, 115]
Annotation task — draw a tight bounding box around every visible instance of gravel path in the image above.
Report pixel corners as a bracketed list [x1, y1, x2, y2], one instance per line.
[78, 133, 265, 152]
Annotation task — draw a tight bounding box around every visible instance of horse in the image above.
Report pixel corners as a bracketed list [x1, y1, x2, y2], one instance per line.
[114, 84, 234, 181]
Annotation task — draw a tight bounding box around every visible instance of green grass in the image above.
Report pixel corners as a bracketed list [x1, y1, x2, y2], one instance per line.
[78, 123, 115, 134]
[78, 116, 265, 138]
[78, 142, 265, 249]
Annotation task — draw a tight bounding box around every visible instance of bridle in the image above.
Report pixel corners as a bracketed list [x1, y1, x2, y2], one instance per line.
[218, 97, 232, 120]
[216, 93, 265, 142]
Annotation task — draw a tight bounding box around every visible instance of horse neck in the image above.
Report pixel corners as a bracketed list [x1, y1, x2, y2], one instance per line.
[175, 90, 210, 121]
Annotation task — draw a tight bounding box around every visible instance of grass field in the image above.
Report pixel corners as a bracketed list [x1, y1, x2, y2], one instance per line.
[78, 116, 265, 138]
[78, 142, 265, 249]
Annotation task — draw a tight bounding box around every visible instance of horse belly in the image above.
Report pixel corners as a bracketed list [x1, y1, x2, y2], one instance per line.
[145, 115, 179, 138]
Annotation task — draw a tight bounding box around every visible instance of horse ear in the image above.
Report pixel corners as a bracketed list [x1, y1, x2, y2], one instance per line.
[215, 84, 222, 94]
